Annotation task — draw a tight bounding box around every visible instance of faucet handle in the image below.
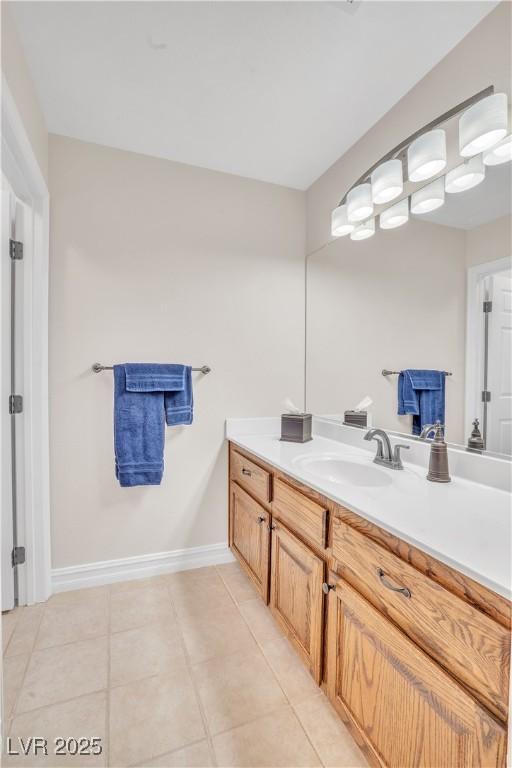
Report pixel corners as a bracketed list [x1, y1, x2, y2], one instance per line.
[392, 443, 410, 469]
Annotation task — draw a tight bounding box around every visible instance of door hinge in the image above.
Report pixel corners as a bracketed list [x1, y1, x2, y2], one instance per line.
[9, 394, 23, 414]
[481, 390, 491, 403]
[12, 546, 25, 567]
[483, 300, 493, 313]
[9, 239, 23, 260]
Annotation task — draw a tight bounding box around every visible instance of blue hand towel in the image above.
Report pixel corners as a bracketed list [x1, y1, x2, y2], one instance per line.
[398, 369, 445, 436]
[113, 364, 193, 487]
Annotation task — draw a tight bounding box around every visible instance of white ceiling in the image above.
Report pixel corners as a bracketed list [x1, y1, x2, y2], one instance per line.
[11, 1, 497, 189]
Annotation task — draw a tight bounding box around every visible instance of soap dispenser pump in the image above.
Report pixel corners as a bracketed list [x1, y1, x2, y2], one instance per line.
[420, 422, 451, 483]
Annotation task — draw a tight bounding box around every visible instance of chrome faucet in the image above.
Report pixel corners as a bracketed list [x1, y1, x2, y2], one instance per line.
[364, 428, 410, 470]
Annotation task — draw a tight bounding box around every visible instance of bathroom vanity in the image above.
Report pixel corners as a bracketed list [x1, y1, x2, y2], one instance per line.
[227, 420, 511, 768]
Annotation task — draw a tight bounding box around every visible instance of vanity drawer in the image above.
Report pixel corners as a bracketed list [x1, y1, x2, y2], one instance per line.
[332, 518, 510, 722]
[231, 450, 272, 504]
[272, 478, 328, 550]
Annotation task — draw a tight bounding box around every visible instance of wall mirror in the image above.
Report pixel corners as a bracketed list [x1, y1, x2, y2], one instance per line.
[306, 94, 512, 459]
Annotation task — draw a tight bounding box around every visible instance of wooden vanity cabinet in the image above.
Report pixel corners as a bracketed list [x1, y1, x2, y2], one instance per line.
[326, 575, 507, 768]
[228, 442, 510, 768]
[269, 520, 325, 683]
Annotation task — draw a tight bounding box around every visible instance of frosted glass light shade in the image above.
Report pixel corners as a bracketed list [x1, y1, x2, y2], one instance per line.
[380, 198, 409, 229]
[350, 218, 375, 241]
[347, 183, 373, 223]
[371, 159, 403, 204]
[459, 93, 508, 157]
[331, 205, 354, 237]
[445, 156, 485, 193]
[411, 178, 445, 214]
[483, 134, 512, 166]
[407, 129, 446, 182]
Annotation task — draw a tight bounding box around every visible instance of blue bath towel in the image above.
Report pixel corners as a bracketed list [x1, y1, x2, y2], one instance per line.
[398, 369, 445, 436]
[113, 364, 193, 487]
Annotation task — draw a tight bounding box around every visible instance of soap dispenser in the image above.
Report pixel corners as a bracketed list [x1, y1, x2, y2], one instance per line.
[420, 422, 451, 483]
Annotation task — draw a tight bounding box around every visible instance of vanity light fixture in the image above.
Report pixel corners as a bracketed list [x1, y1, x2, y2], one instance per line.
[379, 198, 409, 229]
[371, 159, 403, 204]
[407, 129, 447, 182]
[350, 218, 375, 240]
[411, 177, 445, 214]
[331, 86, 502, 243]
[445, 156, 485, 193]
[331, 204, 354, 237]
[459, 92, 508, 157]
[347, 183, 373, 223]
[483, 133, 512, 166]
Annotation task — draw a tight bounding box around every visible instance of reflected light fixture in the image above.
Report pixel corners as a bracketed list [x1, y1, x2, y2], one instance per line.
[350, 218, 375, 241]
[445, 156, 485, 193]
[371, 159, 403, 204]
[347, 183, 373, 223]
[407, 129, 446, 182]
[459, 92, 508, 157]
[483, 134, 512, 166]
[411, 178, 445, 214]
[380, 198, 409, 229]
[331, 205, 354, 237]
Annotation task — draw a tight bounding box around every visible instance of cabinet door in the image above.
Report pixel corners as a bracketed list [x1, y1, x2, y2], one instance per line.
[326, 576, 507, 768]
[230, 482, 270, 601]
[270, 522, 324, 683]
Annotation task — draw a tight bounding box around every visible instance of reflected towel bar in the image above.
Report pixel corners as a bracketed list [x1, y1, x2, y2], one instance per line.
[92, 363, 211, 374]
[382, 369, 452, 377]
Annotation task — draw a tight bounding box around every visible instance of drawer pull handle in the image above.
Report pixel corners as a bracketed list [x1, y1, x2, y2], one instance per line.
[256, 516, 265, 524]
[377, 568, 411, 598]
[242, 468, 252, 476]
[322, 583, 335, 595]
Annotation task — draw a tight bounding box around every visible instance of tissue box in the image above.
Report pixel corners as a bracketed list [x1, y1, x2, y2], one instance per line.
[281, 413, 312, 443]
[343, 410, 368, 428]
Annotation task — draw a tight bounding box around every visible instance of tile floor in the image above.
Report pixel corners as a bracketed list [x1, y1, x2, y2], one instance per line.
[2, 562, 367, 768]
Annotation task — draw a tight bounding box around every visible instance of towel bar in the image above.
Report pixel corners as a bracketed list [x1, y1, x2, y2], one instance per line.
[382, 369, 452, 377]
[92, 363, 211, 374]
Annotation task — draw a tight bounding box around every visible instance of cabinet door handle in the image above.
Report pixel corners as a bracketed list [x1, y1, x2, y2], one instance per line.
[267, 523, 276, 532]
[242, 468, 252, 476]
[256, 516, 265, 524]
[322, 583, 335, 595]
[377, 568, 411, 598]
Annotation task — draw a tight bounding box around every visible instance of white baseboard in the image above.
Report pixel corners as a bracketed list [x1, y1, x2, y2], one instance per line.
[52, 542, 235, 593]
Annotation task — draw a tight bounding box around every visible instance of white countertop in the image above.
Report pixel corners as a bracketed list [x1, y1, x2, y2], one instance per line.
[227, 418, 512, 600]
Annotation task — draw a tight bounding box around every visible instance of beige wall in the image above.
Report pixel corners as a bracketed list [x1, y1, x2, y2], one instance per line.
[49, 135, 305, 568]
[1, 2, 48, 182]
[466, 215, 511, 268]
[306, 220, 467, 442]
[305, 2, 511, 445]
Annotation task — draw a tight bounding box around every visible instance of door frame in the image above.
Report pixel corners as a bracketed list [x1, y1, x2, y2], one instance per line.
[465, 256, 512, 448]
[1, 76, 51, 604]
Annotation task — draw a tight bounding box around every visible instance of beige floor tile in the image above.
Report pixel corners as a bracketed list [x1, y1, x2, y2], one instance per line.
[36, 600, 108, 650]
[5, 607, 44, 658]
[3, 655, 29, 718]
[48, 587, 110, 607]
[110, 620, 187, 687]
[212, 707, 321, 767]
[179, 603, 257, 665]
[109, 670, 205, 767]
[17, 638, 108, 713]
[294, 693, 368, 768]
[238, 599, 284, 643]
[2, 610, 20, 654]
[216, 562, 258, 603]
[6, 691, 107, 767]
[111, 576, 169, 594]
[137, 740, 213, 767]
[260, 637, 320, 704]
[111, 586, 174, 633]
[171, 579, 234, 621]
[168, 566, 222, 589]
[192, 648, 286, 735]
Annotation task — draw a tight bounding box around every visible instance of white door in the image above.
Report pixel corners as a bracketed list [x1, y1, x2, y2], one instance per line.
[486, 270, 512, 456]
[1, 188, 26, 610]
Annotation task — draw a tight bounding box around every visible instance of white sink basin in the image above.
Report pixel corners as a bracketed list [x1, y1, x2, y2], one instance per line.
[292, 453, 393, 488]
